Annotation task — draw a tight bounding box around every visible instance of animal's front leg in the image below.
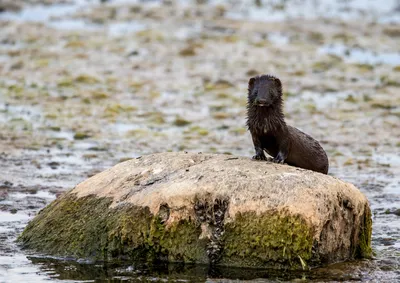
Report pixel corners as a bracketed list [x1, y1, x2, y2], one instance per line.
[251, 132, 266, 161]
[273, 136, 290, 164]
[253, 147, 267, 161]
[272, 151, 287, 164]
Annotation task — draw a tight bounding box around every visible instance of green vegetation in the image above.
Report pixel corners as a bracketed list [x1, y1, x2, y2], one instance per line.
[18, 194, 373, 269]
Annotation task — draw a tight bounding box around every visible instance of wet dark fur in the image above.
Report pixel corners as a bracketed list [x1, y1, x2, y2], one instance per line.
[246, 74, 329, 174]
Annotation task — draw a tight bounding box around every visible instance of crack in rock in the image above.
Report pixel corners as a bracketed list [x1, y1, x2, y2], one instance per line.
[194, 198, 229, 264]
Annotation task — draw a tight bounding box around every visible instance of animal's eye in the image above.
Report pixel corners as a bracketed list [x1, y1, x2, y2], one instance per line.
[254, 90, 258, 95]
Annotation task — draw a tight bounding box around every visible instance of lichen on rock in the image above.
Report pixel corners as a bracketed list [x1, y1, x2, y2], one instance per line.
[18, 152, 372, 269]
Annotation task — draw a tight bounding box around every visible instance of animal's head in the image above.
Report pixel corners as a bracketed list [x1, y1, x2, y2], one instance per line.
[247, 75, 282, 107]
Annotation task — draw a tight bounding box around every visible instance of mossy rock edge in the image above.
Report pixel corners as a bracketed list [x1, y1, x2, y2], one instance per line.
[18, 194, 312, 269]
[18, 193, 372, 269]
[19, 194, 209, 263]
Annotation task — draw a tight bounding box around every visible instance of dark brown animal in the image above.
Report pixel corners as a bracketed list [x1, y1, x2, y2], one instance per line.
[246, 74, 329, 174]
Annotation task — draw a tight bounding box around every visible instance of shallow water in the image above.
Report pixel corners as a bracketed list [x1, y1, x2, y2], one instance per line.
[319, 44, 400, 66]
[224, 0, 400, 23]
[0, 0, 399, 282]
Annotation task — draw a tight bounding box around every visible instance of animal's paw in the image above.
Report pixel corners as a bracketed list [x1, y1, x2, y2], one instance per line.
[272, 157, 285, 164]
[252, 154, 267, 161]
[273, 152, 286, 164]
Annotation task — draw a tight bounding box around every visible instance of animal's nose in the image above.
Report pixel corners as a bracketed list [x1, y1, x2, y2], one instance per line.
[257, 98, 267, 104]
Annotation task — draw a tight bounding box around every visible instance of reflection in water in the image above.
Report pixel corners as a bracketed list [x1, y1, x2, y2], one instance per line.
[24, 256, 373, 282]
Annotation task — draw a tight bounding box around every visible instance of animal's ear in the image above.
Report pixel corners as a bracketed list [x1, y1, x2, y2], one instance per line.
[270, 76, 282, 90]
[248, 77, 256, 89]
[269, 76, 282, 89]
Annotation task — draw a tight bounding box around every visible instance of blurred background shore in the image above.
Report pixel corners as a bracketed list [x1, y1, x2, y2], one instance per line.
[0, 0, 399, 282]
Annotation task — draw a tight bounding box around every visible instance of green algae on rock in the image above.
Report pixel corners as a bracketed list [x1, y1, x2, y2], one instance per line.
[18, 152, 372, 269]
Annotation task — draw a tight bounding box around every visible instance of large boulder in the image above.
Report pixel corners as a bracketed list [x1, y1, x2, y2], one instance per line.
[19, 152, 372, 269]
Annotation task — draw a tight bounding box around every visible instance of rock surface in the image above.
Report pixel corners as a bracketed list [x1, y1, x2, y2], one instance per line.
[19, 152, 372, 269]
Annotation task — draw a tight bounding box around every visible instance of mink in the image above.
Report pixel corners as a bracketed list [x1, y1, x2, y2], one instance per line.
[246, 74, 329, 174]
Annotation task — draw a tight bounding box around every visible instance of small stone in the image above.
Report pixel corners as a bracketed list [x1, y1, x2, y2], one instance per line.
[48, 162, 60, 170]
[393, 209, 400, 216]
[173, 116, 191, 126]
[74, 132, 91, 140]
[179, 46, 196, 56]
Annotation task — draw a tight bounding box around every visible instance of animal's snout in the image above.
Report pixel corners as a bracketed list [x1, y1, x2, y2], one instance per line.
[256, 98, 268, 105]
